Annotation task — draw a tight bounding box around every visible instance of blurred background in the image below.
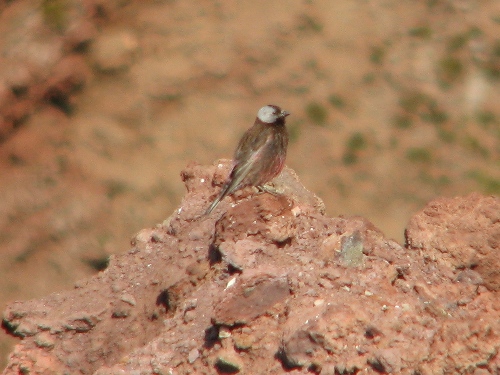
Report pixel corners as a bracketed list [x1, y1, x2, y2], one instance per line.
[0, 0, 499, 368]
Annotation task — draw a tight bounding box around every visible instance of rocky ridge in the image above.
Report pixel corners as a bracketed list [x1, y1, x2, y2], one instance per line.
[2, 161, 500, 374]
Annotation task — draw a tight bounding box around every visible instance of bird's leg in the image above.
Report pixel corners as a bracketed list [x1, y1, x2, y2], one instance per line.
[257, 183, 283, 196]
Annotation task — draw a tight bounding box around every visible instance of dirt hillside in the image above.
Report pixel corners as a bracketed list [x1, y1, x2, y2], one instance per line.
[0, 0, 499, 369]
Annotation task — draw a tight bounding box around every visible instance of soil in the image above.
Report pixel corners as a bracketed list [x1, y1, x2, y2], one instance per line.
[0, 0, 499, 371]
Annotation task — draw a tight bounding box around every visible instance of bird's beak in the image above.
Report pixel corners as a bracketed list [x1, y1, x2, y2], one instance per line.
[281, 110, 290, 118]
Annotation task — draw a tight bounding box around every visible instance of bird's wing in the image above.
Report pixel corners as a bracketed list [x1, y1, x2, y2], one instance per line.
[229, 130, 274, 191]
[204, 142, 264, 215]
[233, 123, 271, 163]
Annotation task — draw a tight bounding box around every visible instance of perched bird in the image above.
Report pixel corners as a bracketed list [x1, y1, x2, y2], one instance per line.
[205, 104, 290, 215]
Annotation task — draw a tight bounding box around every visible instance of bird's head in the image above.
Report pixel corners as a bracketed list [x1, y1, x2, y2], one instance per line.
[257, 105, 290, 124]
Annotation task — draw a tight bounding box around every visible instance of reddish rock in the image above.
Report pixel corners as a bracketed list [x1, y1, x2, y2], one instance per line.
[213, 269, 290, 326]
[0, 0, 99, 139]
[406, 193, 500, 290]
[2, 163, 500, 375]
[44, 55, 90, 99]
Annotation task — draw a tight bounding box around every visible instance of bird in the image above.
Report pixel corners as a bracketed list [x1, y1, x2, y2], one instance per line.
[205, 104, 290, 215]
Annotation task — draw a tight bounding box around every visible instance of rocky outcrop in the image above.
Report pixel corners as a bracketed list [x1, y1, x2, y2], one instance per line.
[406, 192, 500, 291]
[0, 0, 137, 140]
[2, 161, 500, 374]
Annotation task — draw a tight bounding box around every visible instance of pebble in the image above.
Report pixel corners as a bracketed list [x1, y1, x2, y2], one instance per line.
[215, 355, 242, 373]
[188, 348, 199, 364]
[120, 293, 137, 306]
[34, 332, 55, 349]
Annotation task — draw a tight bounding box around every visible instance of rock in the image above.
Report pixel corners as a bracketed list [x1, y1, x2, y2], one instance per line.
[217, 239, 260, 271]
[367, 349, 402, 373]
[63, 18, 97, 51]
[213, 269, 290, 326]
[44, 55, 90, 96]
[339, 230, 364, 267]
[215, 350, 242, 373]
[406, 193, 500, 290]
[474, 251, 500, 291]
[187, 348, 199, 364]
[90, 29, 139, 73]
[3, 164, 500, 374]
[233, 332, 255, 351]
[119, 293, 137, 306]
[0, 0, 93, 139]
[34, 332, 55, 349]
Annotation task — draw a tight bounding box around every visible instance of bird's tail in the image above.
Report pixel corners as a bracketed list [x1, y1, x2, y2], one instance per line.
[204, 194, 222, 215]
[204, 184, 230, 215]
[204, 162, 247, 215]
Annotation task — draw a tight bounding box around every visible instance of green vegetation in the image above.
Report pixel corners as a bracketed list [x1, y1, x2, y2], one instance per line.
[484, 40, 500, 80]
[467, 27, 483, 38]
[346, 132, 367, 151]
[105, 180, 128, 199]
[297, 14, 323, 33]
[447, 27, 482, 52]
[427, 0, 438, 8]
[370, 46, 385, 65]
[393, 114, 413, 129]
[447, 34, 468, 52]
[330, 176, 347, 197]
[42, 0, 67, 32]
[8, 154, 25, 166]
[288, 122, 301, 143]
[56, 155, 68, 174]
[304, 59, 319, 70]
[406, 147, 432, 163]
[306, 102, 328, 125]
[467, 170, 500, 194]
[399, 91, 428, 113]
[15, 246, 36, 263]
[292, 86, 309, 95]
[436, 126, 456, 143]
[43, 176, 57, 187]
[463, 135, 489, 158]
[409, 26, 432, 39]
[420, 103, 448, 125]
[362, 73, 376, 84]
[328, 94, 345, 109]
[476, 110, 496, 128]
[342, 153, 357, 165]
[397, 90, 454, 143]
[418, 171, 451, 188]
[437, 56, 463, 86]
[342, 132, 367, 165]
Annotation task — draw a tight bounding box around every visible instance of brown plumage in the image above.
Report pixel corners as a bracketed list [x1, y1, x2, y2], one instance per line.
[205, 104, 290, 215]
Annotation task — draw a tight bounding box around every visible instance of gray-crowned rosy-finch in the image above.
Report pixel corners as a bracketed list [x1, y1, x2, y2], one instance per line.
[205, 104, 290, 215]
